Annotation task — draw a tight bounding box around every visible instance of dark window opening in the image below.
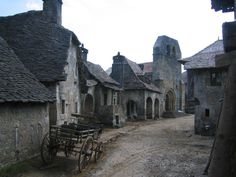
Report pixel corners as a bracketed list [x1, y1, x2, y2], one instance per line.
[75, 102, 78, 113]
[115, 115, 119, 125]
[61, 100, 65, 114]
[167, 45, 171, 56]
[205, 109, 210, 117]
[172, 47, 176, 57]
[210, 71, 222, 86]
[104, 92, 107, 105]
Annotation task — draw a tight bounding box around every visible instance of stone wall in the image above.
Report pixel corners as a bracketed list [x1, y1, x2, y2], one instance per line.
[0, 102, 49, 167]
[193, 68, 227, 136]
[56, 39, 80, 125]
[95, 86, 125, 127]
[152, 36, 183, 112]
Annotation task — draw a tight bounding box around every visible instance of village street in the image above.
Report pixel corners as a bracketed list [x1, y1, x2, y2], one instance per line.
[77, 115, 213, 177]
[18, 115, 213, 177]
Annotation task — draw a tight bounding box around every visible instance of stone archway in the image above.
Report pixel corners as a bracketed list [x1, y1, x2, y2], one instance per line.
[146, 97, 153, 119]
[165, 90, 176, 112]
[154, 98, 160, 119]
[83, 94, 94, 115]
[127, 100, 137, 120]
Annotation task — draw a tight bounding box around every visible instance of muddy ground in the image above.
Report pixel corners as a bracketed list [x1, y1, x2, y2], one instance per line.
[16, 115, 213, 177]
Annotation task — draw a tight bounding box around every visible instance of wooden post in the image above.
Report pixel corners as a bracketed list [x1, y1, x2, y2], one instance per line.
[234, 0, 236, 19]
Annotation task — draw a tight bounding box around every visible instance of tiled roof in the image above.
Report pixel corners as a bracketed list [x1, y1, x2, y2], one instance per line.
[0, 10, 80, 82]
[85, 62, 121, 90]
[180, 40, 224, 69]
[124, 58, 160, 93]
[0, 36, 55, 103]
[126, 59, 144, 75]
[139, 62, 153, 73]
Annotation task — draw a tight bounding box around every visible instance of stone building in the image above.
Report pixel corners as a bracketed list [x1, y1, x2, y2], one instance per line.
[79, 46, 124, 127]
[179, 40, 227, 136]
[140, 35, 184, 117]
[83, 61, 125, 127]
[110, 53, 162, 120]
[0, 36, 54, 167]
[0, 0, 82, 125]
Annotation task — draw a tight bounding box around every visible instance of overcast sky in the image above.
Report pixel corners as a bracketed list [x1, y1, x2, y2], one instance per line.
[0, 0, 234, 70]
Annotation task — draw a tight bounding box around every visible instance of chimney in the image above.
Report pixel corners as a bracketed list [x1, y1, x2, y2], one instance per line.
[80, 44, 88, 62]
[43, 0, 62, 25]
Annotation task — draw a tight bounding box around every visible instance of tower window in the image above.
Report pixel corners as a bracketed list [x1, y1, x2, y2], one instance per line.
[167, 45, 171, 56]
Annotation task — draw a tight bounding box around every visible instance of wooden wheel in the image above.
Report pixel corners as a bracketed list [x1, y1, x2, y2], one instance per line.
[94, 142, 104, 162]
[40, 133, 57, 165]
[78, 136, 94, 172]
[64, 141, 75, 157]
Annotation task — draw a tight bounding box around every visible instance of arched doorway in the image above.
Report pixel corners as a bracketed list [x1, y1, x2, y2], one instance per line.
[154, 98, 160, 119]
[84, 94, 94, 115]
[165, 90, 175, 112]
[146, 97, 153, 119]
[127, 100, 137, 120]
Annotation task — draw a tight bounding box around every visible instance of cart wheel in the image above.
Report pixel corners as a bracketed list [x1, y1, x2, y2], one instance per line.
[40, 133, 57, 165]
[78, 136, 94, 172]
[94, 142, 104, 162]
[65, 141, 75, 157]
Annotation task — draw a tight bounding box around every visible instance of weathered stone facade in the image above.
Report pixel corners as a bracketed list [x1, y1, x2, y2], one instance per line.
[81, 56, 125, 127]
[55, 41, 80, 125]
[0, 36, 53, 167]
[110, 53, 162, 120]
[180, 40, 227, 136]
[0, 0, 82, 126]
[0, 103, 49, 167]
[189, 69, 227, 136]
[152, 36, 183, 113]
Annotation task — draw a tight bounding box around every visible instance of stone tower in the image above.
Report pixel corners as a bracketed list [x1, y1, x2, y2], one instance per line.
[152, 35, 183, 112]
[43, 0, 62, 25]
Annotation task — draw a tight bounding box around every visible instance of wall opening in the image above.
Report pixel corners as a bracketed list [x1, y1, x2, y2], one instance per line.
[127, 100, 137, 119]
[165, 90, 176, 112]
[61, 100, 65, 114]
[84, 94, 94, 115]
[205, 109, 210, 117]
[115, 115, 119, 125]
[154, 98, 160, 119]
[146, 97, 153, 119]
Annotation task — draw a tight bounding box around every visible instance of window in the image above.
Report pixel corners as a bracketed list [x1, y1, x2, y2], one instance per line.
[167, 45, 171, 56]
[104, 92, 107, 105]
[205, 109, 210, 117]
[172, 47, 176, 57]
[210, 71, 222, 86]
[113, 92, 118, 105]
[61, 100, 65, 114]
[75, 102, 78, 113]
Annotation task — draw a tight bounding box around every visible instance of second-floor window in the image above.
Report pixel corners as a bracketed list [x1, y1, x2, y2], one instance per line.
[210, 71, 222, 86]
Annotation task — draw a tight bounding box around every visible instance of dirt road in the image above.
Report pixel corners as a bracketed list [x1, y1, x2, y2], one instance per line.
[77, 116, 213, 177]
[18, 116, 213, 177]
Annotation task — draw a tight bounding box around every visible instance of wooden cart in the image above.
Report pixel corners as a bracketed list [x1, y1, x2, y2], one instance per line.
[40, 121, 103, 172]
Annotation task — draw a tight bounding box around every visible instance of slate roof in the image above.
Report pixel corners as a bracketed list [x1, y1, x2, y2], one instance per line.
[0, 36, 55, 103]
[123, 57, 160, 93]
[85, 62, 121, 90]
[180, 40, 224, 70]
[0, 10, 80, 82]
[139, 62, 153, 73]
[126, 59, 144, 75]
